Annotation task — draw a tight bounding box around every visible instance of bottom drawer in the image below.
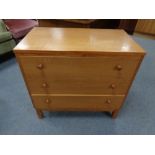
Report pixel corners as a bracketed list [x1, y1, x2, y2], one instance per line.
[32, 95, 124, 111]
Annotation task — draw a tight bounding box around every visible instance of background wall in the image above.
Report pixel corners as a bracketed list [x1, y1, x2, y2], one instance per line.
[135, 19, 155, 35]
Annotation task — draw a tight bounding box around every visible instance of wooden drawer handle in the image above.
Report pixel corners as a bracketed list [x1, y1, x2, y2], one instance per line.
[37, 64, 44, 69]
[110, 84, 116, 89]
[45, 98, 51, 104]
[42, 82, 48, 88]
[116, 65, 122, 71]
[106, 99, 111, 104]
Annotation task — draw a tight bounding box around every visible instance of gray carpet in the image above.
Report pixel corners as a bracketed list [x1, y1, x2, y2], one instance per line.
[0, 36, 155, 135]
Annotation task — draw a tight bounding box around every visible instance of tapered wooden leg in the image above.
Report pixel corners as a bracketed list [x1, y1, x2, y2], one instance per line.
[36, 109, 44, 119]
[112, 109, 119, 118]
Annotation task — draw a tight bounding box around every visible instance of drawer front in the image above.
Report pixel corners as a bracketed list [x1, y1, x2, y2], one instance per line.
[32, 95, 124, 111]
[19, 56, 141, 94]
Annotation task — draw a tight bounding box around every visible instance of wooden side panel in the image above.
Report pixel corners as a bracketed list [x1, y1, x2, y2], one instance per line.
[135, 19, 155, 35]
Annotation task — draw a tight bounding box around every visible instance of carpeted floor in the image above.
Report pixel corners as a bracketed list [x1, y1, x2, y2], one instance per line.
[0, 36, 155, 135]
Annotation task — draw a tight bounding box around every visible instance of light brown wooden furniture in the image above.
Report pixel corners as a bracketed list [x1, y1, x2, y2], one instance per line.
[14, 27, 146, 118]
[135, 19, 155, 35]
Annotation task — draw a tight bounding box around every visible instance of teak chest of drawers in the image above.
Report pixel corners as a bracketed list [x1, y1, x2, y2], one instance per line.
[14, 27, 146, 118]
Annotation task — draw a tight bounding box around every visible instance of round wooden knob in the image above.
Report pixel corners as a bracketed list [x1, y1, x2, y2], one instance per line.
[45, 98, 50, 104]
[116, 65, 122, 71]
[110, 84, 116, 89]
[37, 64, 44, 69]
[106, 99, 111, 104]
[42, 83, 48, 88]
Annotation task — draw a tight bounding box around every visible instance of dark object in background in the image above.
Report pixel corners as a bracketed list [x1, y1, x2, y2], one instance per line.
[39, 19, 138, 34]
[3, 19, 39, 42]
[0, 19, 16, 62]
[88, 19, 138, 34]
[0, 51, 15, 64]
[0, 19, 39, 62]
[118, 19, 138, 34]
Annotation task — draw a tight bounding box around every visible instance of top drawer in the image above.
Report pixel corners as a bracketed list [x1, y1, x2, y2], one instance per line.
[18, 55, 141, 95]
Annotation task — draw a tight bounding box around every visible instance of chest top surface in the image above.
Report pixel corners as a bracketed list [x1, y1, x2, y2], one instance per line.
[14, 27, 145, 55]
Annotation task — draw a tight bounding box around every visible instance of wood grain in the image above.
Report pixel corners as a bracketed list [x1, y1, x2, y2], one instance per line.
[14, 27, 145, 55]
[135, 20, 155, 35]
[32, 95, 124, 111]
[19, 55, 141, 95]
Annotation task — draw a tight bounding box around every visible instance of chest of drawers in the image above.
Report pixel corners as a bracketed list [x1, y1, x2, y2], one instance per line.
[14, 27, 146, 118]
